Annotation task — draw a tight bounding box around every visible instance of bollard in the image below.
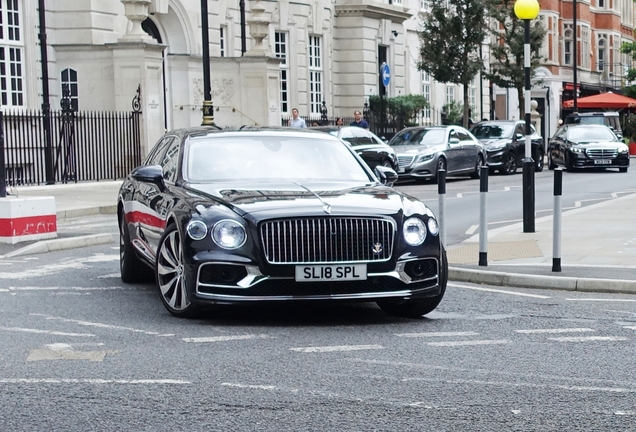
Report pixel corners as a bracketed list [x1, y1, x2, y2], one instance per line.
[552, 168, 563, 272]
[0, 111, 5, 198]
[479, 166, 488, 266]
[437, 168, 446, 247]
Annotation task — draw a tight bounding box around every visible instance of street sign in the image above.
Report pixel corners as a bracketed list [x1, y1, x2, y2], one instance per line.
[380, 63, 390, 87]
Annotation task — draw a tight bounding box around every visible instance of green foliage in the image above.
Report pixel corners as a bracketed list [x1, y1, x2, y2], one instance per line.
[417, 0, 487, 127]
[442, 101, 465, 125]
[622, 42, 636, 92]
[482, 0, 546, 119]
[368, 94, 430, 129]
[622, 113, 636, 142]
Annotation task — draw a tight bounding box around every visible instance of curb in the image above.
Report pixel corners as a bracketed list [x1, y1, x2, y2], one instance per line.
[0, 233, 115, 259]
[57, 205, 117, 220]
[449, 267, 636, 295]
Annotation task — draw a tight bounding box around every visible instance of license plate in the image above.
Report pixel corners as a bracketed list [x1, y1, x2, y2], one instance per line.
[594, 159, 612, 165]
[295, 264, 367, 282]
[398, 167, 405, 173]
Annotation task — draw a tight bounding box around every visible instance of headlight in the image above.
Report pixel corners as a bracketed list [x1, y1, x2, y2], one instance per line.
[212, 220, 247, 249]
[416, 154, 435, 163]
[427, 218, 439, 236]
[403, 217, 427, 246]
[570, 147, 584, 153]
[618, 145, 629, 154]
[186, 220, 208, 241]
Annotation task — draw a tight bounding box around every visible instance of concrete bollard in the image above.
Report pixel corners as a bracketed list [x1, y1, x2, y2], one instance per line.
[552, 167, 563, 272]
[437, 168, 446, 247]
[479, 166, 489, 266]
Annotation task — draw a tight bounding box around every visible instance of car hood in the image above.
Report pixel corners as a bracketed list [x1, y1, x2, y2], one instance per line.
[390, 144, 444, 155]
[477, 138, 510, 148]
[185, 181, 422, 218]
[571, 140, 625, 148]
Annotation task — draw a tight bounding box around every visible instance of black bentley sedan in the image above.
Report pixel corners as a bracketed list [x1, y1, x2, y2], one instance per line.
[118, 127, 447, 318]
[309, 125, 398, 171]
[547, 124, 629, 172]
[470, 120, 544, 175]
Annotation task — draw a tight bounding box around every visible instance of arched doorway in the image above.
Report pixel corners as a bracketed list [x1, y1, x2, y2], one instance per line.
[142, 18, 168, 131]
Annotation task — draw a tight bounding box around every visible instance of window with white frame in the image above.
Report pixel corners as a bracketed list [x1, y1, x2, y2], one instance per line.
[308, 35, 323, 115]
[612, 36, 620, 75]
[446, 86, 455, 104]
[582, 26, 590, 69]
[421, 72, 431, 119]
[597, 0, 605, 8]
[61, 68, 79, 111]
[0, 0, 23, 107]
[538, 15, 547, 60]
[420, 0, 430, 10]
[468, 78, 476, 111]
[563, 25, 572, 66]
[274, 31, 288, 114]
[220, 26, 226, 57]
[597, 35, 606, 72]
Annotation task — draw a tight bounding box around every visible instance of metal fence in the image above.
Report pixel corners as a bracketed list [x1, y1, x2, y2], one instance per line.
[3, 109, 142, 186]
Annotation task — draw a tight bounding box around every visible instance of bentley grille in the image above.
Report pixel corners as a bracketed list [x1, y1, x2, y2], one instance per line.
[261, 218, 395, 264]
[586, 148, 618, 159]
[398, 156, 415, 167]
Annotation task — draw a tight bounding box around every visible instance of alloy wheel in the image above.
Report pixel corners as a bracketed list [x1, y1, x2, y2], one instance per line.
[157, 229, 190, 312]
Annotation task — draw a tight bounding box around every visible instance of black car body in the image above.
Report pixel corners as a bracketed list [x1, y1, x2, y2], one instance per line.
[388, 125, 486, 183]
[310, 126, 398, 171]
[470, 120, 544, 174]
[548, 124, 629, 172]
[118, 127, 447, 318]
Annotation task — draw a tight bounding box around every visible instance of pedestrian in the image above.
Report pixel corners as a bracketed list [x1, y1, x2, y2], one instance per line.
[350, 110, 369, 129]
[289, 108, 306, 128]
[335, 117, 344, 126]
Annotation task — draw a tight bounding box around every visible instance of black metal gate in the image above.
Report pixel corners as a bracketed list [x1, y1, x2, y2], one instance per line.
[2, 108, 142, 186]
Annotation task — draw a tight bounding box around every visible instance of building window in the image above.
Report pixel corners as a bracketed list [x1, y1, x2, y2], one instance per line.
[61, 68, 79, 111]
[468, 78, 476, 111]
[0, 0, 23, 107]
[446, 86, 455, 104]
[563, 27, 572, 66]
[220, 26, 226, 57]
[598, 36, 606, 72]
[421, 72, 430, 119]
[274, 31, 288, 114]
[308, 35, 323, 115]
[598, 0, 605, 8]
[581, 26, 590, 69]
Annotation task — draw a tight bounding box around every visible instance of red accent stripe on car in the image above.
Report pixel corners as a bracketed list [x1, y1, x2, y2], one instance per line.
[125, 210, 166, 229]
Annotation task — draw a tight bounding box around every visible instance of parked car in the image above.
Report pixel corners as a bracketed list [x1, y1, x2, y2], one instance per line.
[118, 127, 447, 319]
[470, 120, 544, 174]
[310, 126, 398, 171]
[387, 125, 486, 183]
[547, 124, 629, 172]
[564, 111, 623, 140]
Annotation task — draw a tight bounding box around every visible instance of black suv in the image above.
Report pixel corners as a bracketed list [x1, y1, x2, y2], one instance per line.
[470, 120, 544, 175]
[564, 112, 623, 140]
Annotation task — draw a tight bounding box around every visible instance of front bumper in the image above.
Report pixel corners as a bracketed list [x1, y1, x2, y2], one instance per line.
[397, 158, 436, 179]
[569, 152, 630, 169]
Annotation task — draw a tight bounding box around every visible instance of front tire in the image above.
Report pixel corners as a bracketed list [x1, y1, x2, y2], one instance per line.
[156, 223, 201, 318]
[120, 212, 153, 283]
[535, 150, 544, 172]
[499, 152, 517, 175]
[377, 247, 448, 318]
[470, 155, 484, 179]
[620, 167, 628, 173]
[548, 152, 556, 170]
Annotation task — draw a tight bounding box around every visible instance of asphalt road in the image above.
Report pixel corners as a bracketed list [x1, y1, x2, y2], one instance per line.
[1, 240, 635, 431]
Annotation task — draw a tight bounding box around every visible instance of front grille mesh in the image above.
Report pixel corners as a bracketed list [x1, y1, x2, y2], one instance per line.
[260, 218, 395, 264]
[398, 156, 415, 167]
[586, 148, 618, 159]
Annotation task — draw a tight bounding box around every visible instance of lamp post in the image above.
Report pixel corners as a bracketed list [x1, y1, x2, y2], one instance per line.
[200, 0, 214, 126]
[514, 0, 540, 233]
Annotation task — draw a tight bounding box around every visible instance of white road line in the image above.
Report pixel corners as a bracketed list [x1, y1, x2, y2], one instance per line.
[624, 326, 636, 330]
[31, 313, 172, 336]
[456, 193, 463, 198]
[221, 383, 277, 390]
[504, 187, 510, 191]
[290, 344, 384, 353]
[0, 378, 190, 384]
[396, 331, 479, 338]
[516, 328, 594, 334]
[427, 339, 509, 347]
[449, 283, 551, 299]
[0, 327, 95, 337]
[4, 286, 130, 292]
[548, 336, 627, 342]
[566, 298, 636, 302]
[182, 334, 270, 343]
[465, 225, 478, 235]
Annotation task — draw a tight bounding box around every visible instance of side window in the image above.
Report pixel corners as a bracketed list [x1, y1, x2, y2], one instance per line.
[448, 130, 459, 143]
[145, 137, 171, 165]
[515, 124, 525, 137]
[352, 128, 374, 145]
[456, 129, 472, 141]
[530, 124, 538, 135]
[160, 137, 181, 183]
[340, 128, 354, 144]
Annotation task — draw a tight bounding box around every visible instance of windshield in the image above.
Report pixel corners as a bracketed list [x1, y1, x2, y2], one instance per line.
[470, 124, 514, 139]
[185, 135, 371, 182]
[389, 129, 446, 146]
[567, 127, 617, 143]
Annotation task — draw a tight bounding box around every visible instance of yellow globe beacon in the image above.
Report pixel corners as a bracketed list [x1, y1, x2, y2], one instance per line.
[514, 0, 540, 20]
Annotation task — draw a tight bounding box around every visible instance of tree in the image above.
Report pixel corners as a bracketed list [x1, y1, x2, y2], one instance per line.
[418, 0, 487, 128]
[483, 0, 546, 119]
[368, 94, 429, 129]
[619, 41, 636, 99]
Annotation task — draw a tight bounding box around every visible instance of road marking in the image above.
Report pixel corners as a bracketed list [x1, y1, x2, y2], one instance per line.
[0, 378, 190, 384]
[396, 331, 479, 338]
[449, 283, 551, 299]
[4, 286, 130, 292]
[516, 328, 594, 334]
[26, 349, 115, 362]
[183, 334, 270, 343]
[0, 327, 95, 337]
[0, 254, 119, 280]
[31, 313, 173, 336]
[548, 336, 627, 342]
[427, 339, 509, 347]
[624, 326, 636, 330]
[221, 383, 277, 390]
[465, 225, 478, 235]
[456, 193, 463, 198]
[504, 187, 510, 191]
[566, 298, 636, 302]
[290, 344, 383, 353]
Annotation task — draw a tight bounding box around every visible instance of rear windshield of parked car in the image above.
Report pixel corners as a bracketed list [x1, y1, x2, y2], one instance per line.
[389, 128, 446, 146]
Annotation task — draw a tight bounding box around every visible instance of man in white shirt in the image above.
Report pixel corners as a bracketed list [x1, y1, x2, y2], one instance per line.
[289, 108, 306, 128]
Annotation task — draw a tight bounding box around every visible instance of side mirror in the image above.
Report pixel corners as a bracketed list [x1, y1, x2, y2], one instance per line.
[132, 165, 165, 191]
[374, 165, 399, 187]
[449, 137, 460, 145]
[515, 133, 524, 140]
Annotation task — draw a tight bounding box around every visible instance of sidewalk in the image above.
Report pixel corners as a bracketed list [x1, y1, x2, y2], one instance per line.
[2, 180, 636, 294]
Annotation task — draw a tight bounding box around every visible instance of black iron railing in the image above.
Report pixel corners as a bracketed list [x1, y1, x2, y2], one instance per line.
[2, 109, 142, 186]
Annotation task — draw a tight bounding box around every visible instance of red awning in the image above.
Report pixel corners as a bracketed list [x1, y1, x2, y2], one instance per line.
[563, 92, 636, 109]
